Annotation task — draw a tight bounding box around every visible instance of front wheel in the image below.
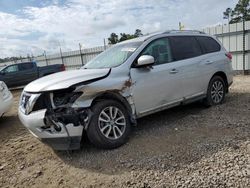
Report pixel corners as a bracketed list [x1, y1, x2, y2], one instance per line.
[204, 76, 226, 106]
[87, 100, 131, 149]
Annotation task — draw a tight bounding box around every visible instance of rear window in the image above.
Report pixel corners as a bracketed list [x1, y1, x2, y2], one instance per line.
[196, 36, 221, 54]
[169, 36, 202, 61]
[19, 63, 34, 71]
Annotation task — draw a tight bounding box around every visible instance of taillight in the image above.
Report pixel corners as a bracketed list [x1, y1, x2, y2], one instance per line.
[61, 64, 66, 71]
[225, 53, 232, 61]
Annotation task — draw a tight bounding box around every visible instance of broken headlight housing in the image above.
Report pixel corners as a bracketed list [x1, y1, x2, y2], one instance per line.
[51, 89, 83, 108]
[20, 88, 83, 115]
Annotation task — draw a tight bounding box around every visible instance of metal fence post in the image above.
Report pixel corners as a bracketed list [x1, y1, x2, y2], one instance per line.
[60, 48, 64, 65]
[104, 38, 106, 50]
[44, 51, 48, 66]
[79, 43, 84, 66]
[243, 19, 246, 75]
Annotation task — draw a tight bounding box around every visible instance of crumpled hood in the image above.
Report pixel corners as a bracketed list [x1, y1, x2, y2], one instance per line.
[24, 68, 110, 92]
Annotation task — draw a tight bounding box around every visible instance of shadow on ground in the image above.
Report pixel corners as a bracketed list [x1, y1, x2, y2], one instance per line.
[55, 92, 250, 175]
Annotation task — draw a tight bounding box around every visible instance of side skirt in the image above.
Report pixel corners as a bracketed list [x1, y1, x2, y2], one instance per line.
[136, 94, 206, 119]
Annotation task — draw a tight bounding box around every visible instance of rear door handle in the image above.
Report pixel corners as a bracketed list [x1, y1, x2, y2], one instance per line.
[170, 69, 179, 74]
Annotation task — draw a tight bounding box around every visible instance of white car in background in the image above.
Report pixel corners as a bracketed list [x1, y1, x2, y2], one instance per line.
[0, 81, 13, 117]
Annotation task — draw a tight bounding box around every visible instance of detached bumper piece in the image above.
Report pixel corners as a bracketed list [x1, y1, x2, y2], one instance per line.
[41, 136, 82, 150]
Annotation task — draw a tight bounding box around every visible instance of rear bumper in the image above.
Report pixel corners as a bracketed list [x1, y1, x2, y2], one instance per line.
[0, 93, 13, 116]
[18, 108, 83, 150]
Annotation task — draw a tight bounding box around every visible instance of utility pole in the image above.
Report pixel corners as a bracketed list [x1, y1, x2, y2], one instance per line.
[79, 43, 84, 66]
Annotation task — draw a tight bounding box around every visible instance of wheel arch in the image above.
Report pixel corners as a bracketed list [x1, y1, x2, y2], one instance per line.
[91, 91, 136, 124]
[210, 71, 229, 92]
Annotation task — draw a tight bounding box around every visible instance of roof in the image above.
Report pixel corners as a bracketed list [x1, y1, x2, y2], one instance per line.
[119, 30, 207, 44]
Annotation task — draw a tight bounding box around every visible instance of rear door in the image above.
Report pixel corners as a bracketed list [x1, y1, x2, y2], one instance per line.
[18, 63, 38, 85]
[195, 36, 223, 91]
[168, 36, 206, 99]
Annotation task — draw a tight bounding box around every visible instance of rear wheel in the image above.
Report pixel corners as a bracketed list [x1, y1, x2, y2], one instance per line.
[204, 76, 226, 106]
[87, 100, 131, 149]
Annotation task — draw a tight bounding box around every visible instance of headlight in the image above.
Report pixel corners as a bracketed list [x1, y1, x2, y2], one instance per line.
[0, 82, 10, 99]
[20, 92, 41, 115]
[0, 82, 7, 92]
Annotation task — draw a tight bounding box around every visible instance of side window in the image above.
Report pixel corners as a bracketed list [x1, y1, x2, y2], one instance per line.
[19, 63, 34, 71]
[141, 38, 172, 65]
[169, 36, 202, 61]
[196, 36, 221, 54]
[4, 65, 19, 73]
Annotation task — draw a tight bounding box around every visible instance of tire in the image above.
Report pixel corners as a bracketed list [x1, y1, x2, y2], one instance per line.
[87, 100, 131, 149]
[204, 76, 226, 107]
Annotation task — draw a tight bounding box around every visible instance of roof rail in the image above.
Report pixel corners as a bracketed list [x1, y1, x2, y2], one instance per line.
[162, 30, 206, 34]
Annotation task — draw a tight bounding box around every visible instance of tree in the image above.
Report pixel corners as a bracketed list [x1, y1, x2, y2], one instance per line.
[0, 56, 24, 63]
[134, 29, 143, 37]
[226, 0, 250, 24]
[107, 29, 143, 44]
[119, 33, 135, 42]
[108, 33, 119, 44]
[223, 8, 232, 23]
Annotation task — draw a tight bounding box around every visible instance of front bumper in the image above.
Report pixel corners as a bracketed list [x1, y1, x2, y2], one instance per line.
[0, 93, 13, 117]
[18, 108, 83, 150]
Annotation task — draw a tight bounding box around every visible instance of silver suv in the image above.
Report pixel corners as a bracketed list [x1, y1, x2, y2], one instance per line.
[18, 31, 233, 150]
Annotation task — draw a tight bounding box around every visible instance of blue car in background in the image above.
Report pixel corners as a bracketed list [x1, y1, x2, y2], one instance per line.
[0, 62, 65, 87]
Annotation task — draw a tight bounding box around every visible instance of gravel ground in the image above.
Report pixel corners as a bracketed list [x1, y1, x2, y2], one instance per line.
[0, 75, 249, 188]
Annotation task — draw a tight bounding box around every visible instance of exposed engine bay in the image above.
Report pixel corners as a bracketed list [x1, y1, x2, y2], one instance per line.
[34, 89, 91, 132]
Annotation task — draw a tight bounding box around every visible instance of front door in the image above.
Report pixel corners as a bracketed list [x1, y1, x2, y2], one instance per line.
[130, 37, 184, 117]
[1, 64, 21, 87]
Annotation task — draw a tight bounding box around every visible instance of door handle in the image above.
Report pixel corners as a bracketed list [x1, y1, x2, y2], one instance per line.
[170, 69, 179, 74]
[205, 60, 213, 65]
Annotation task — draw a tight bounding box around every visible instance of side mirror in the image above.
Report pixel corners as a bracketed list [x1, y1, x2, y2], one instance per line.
[137, 55, 155, 67]
[0, 71, 5, 75]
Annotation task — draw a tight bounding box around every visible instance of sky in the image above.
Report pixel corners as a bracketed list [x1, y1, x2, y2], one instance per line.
[0, 0, 238, 58]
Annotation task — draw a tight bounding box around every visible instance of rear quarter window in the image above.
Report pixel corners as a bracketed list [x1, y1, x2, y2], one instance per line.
[196, 36, 221, 54]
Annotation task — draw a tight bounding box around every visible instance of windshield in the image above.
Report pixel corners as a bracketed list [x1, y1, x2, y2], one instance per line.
[83, 42, 142, 69]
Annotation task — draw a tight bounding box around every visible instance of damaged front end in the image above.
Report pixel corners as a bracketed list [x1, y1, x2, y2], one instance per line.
[19, 88, 91, 150]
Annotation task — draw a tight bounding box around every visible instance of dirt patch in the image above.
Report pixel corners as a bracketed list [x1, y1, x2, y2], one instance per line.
[0, 76, 249, 187]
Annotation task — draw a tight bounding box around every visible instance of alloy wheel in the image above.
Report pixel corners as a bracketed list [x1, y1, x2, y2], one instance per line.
[98, 106, 126, 140]
[211, 80, 224, 104]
